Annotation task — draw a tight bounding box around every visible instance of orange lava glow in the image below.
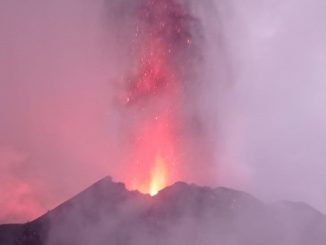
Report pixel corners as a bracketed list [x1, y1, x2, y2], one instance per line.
[149, 154, 167, 196]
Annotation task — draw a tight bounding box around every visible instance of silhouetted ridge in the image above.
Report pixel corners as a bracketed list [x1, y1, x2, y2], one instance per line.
[1, 177, 326, 245]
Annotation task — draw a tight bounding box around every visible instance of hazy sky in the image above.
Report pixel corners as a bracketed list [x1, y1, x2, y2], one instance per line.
[1, 0, 326, 223]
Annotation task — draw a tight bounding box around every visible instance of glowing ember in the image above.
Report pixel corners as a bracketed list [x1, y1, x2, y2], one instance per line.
[149, 154, 167, 196]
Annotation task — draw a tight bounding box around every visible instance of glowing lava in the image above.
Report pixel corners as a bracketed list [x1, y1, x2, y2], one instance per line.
[149, 154, 167, 196]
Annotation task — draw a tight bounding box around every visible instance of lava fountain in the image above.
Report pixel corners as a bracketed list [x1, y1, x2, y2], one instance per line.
[149, 154, 168, 196]
[124, 38, 180, 195]
[118, 0, 202, 195]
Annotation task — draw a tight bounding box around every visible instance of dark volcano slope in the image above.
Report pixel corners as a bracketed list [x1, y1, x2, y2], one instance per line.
[1, 177, 326, 245]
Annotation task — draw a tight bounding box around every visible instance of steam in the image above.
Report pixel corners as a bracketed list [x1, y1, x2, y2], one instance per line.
[1, 0, 326, 224]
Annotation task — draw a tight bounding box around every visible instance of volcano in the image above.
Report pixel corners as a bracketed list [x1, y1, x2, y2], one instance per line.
[1, 177, 326, 245]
